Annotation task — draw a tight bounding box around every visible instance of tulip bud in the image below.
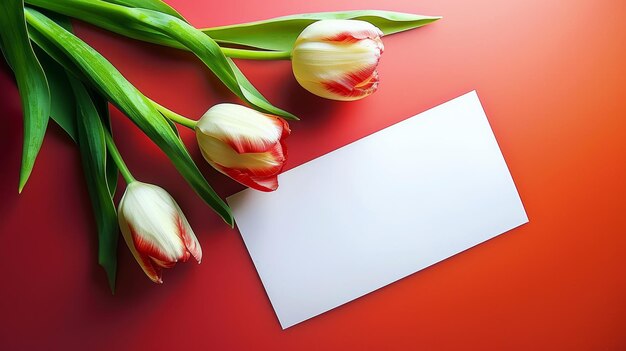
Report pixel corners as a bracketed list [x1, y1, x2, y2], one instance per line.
[291, 19, 384, 101]
[118, 181, 201, 283]
[195, 103, 290, 192]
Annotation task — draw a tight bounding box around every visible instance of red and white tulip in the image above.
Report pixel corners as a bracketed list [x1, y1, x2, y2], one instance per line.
[291, 19, 384, 101]
[117, 181, 201, 284]
[195, 103, 290, 192]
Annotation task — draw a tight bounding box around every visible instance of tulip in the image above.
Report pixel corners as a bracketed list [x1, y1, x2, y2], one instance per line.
[117, 181, 202, 283]
[291, 19, 384, 101]
[195, 103, 290, 192]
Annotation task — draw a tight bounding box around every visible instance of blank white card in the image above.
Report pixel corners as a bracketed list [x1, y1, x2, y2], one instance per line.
[227, 91, 528, 329]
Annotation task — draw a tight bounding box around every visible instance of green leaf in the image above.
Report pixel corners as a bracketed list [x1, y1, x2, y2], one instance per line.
[2, 11, 76, 141]
[24, 0, 297, 120]
[35, 48, 77, 141]
[25, 0, 178, 48]
[25, 7, 234, 225]
[163, 113, 180, 138]
[71, 77, 119, 292]
[26, 18, 79, 71]
[0, 0, 51, 192]
[130, 6, 297, 119]
[102, 0, 186, 21]
[36, 13, 80, 139]
[202, 10, 442, 52]
[90, 89, 119, 197]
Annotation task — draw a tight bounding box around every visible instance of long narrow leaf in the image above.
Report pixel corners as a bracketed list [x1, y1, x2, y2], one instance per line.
[31, 12, 120, 194]
[139, 14, 298, 119]
[25, 0, 176, 48]
[103, 0, 186, 21]
[24, 0, 297, 120]
[25, 7, 233, 225]
[1, 15, 76, 142]
[35, 49, 77, 140]
[202, 10, 442, 52]
[0, 0, 50, 192]
[30, 13, 77, 140]
[90, 89, 119, 197]
[71, 77, 119, 292]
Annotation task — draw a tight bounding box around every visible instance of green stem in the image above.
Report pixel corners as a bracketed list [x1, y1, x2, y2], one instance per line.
[221, 47, 291, 60]
[104, 131, 135, 184]
[150, 100, 197, 129]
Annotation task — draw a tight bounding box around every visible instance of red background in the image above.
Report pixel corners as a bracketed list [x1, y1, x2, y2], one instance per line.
[1, 0, 625, 349]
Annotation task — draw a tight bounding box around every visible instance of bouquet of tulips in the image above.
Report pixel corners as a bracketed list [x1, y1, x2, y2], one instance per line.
[0, 0, 440, 290]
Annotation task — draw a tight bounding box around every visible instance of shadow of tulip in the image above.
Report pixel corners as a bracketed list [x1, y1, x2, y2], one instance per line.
[282, 75, 341, 131]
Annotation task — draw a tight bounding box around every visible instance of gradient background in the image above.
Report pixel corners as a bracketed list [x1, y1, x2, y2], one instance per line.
[1, 0, 625, 349]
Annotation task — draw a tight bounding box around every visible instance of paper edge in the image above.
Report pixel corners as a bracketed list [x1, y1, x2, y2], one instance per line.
[280, 218, 529, 329]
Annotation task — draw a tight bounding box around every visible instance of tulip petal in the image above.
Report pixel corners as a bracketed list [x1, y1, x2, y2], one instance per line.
[222, 116, 286, 154]
[199, 138, 284, 191]
[197, 104, 285, 154]
[244, 141, 287, 177]
[119, 219, 163, 283]
[250, 175, 279, 192]
[325, 28, 384, 43]
[217, 165, 280, 192]
[136, 254, 163, 284]
[198, 135, 285, 177]
[323, 70, 379, 99]
[151, 257, 176, 269]
[279, 117, 291, 139]
[175, 211, 202, 263]
[297, 19, 378, 42]
[130, 224, 181, 264]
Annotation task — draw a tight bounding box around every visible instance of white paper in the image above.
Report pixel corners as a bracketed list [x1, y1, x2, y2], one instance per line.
[227, 91, 528, 329]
